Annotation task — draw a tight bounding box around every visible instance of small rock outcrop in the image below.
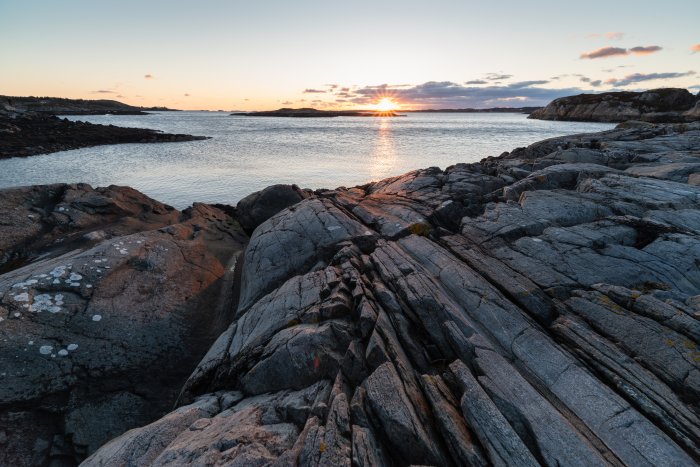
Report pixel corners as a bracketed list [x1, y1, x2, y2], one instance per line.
[235, 184, 309, 234]
[0, 184, 248, 465]
[82, 122, 700, 466]
[529, 88, 700, 123]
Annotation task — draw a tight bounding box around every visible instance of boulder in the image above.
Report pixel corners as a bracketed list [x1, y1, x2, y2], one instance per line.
[235, 184, 308, 234]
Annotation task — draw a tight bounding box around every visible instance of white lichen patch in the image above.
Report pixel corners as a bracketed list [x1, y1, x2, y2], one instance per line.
[12, 279, 38, 288]
[13, 292, 29, 302]
[39, 345, 53, 355]
[69, 273, 82, 281]
[67, 343, 79, 351]
[119, 249, 128, 255]
[92, 314, 102, 322]
[57, 349, 69, 357]
[50, 266, 68, 279]
[22, 293, 64, 313]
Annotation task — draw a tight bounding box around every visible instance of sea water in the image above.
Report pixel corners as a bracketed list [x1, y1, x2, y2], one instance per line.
[0, 111, 613, 208]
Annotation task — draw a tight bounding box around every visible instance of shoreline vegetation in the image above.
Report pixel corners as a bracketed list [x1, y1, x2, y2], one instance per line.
[1, 120, 699, 465]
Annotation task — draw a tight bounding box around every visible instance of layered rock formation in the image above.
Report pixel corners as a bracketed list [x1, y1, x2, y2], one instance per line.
[0, 98, 207, 159]
[0, 184, 248, 465]
[73, 122, 700, 466]
[529, 88, 700, 123]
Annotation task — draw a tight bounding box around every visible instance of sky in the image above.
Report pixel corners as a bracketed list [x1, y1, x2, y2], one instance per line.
[1, 0, 699, 110]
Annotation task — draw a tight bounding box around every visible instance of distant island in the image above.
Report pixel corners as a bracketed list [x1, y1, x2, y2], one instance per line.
[406, 106, 541, 114]
[232, 107, 404, 117]
[1, 95, 180, 116]
[529, 88, 700, 123]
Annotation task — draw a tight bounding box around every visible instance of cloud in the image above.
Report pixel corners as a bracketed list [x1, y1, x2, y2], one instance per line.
[91, 90, 116, 94]
[578, 76, 602, 87]
[629, 45, 662, 55]
[508, 80, 549, 88]
[184, 93, 190, 97]
[581, 46, 662, 59]
[589, 32, 625, 40]
[340, 87, 350, 92]
[485, 73, 512, 81]
[282, 101, 293, 105]
[691, 44, 700, 53]
[144, 74, 154, 79]
[350, 80, 587, 108]
[605, 71, 696, 86]
[303, 88, 326, 93]
[465, 79, 488, 85]
[116, 94, 125, 98]
[325, 84, 339, 89]
[580, 47, 628, 59]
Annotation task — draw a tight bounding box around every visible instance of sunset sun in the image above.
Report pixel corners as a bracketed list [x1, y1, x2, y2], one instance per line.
[374, 97, 399, 112]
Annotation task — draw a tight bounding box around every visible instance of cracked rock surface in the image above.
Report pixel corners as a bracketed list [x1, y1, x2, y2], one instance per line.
[6, 121, 700, 466]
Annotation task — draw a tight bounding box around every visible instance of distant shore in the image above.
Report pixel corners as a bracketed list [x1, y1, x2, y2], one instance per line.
[231, 108, 404, 118]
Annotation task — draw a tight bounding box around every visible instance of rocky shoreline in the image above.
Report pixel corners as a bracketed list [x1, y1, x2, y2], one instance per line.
[1, 121, 700, 466]
[0, 98, 207, 159]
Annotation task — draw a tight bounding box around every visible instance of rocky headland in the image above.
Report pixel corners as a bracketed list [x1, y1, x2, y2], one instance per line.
[1, 121, 700, 466]
[0, 98, 208, 159]
[529, 88, 700, 123]
[2, 96, 179, 116]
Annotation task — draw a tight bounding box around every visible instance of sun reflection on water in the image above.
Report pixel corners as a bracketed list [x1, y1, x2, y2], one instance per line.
[369, 117, 398, 180]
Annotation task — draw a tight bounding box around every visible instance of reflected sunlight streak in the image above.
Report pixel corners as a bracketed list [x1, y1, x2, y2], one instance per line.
[369, 118, 398, 180]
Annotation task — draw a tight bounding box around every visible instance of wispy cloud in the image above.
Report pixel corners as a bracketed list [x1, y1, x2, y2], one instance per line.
[580, 47, 629, 59]
[605, 71, 696, 86]
[580, 45, 662, 59]
[91, 90, 116, 94]
[691, 44, 700, 53]
[588, 32, 625, 40]
[629, 45, 663, 55]
[303, 88, 326, 93]
[144, 74, 154, 79]
[184, 93, 190, 97]
[465, 79, 488, 85]
[578, 76, 603, 87]
[484, 73, 512, 81]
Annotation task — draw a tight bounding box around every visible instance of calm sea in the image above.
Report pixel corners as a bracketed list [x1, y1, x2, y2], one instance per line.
[0, 112, 614, 208]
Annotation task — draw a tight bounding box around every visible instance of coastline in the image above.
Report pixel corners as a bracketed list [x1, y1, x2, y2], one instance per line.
[2, 122, 700, 465]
